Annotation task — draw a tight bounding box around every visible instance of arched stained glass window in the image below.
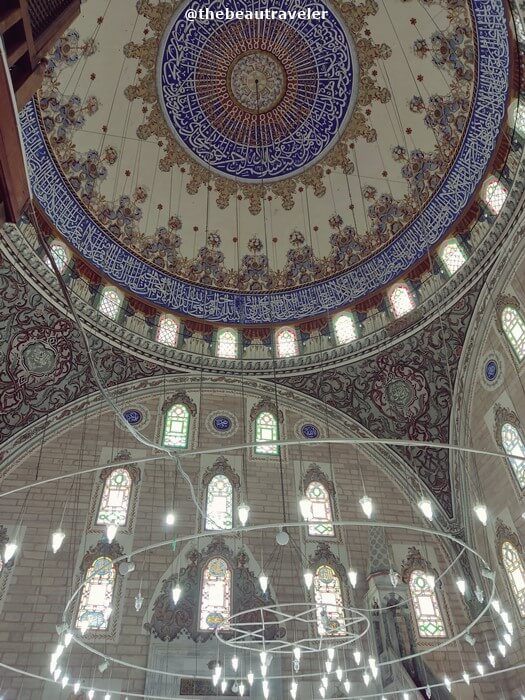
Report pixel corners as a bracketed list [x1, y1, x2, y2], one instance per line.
[305, 481, 334, 537]
[408, 570, 446, 638]
[275, 327, 299, 358]
[510, 100, 525, 137]
[157, 315, 179, 347]
[501, 422, 525, 488]
[96, 468, 132, 527]
[46, 242, 68, 273]
[163, 404, 190, 448]
[439, 239, 467, 276]
[313, 564, 345, 636]
[199, 557, 232, 630]
[334, 313, 357, 345]
[501, 541, 525, 617]
[76, 557, 115, 631]
[99, 287, 122, 320]
[501, 306, 525, 361]
[255, 411, 279, 456]
[216, 328, 238, 359]
[205, 474, 233, 531]
[389, 283, 415, 319]
[484, 177, 508, 215]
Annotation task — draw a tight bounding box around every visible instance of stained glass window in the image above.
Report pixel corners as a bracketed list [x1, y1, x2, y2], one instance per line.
[408, 570, 446, 638]
[305, 481, 334, 537]
[501, 541, 525, 617]
[255, 411, 279, 455]
[511, 101, 525, 137]
[439, 239, 467, 276]
[313, 564, 346, 636]
[162, 404, 190, 448]
[275, 327, 299, 358]
[205, 474, 233, 531]
[96, 468, 132, 526]
[484, 177, 508, 215]
[501, 422, 525, 488]
[501, 306, 525, 361]
[216, 328, 238, 359]
[157, 315, 179, 347]
[389, 283, 415, 319]
[199, 557, 231, 630]
[76, 557, 115, 631]
[99, 287, 122, 320]
[334, 313, 357, 345]
[46, 242, 68, 273]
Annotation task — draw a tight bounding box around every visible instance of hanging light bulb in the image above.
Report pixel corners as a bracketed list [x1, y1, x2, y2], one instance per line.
[425, 684, 431, 698]
[214, 663, 222, 680]
[238, 503, 250, 526]
[4, 542, 17, 563]
[88, 690, 95, 700]
[462, 672, 470, 685]
[50, 655, 58, 674]
[362, 671, 370, 686]
[504, 632, 512, 647]
[62, 675, 69, 689]
[501, 609, 510, 624]
[303, 569, 313, 590]
[319, 688, 326, 699]
[473, 504, 488, 526]
[389, 568, 400, 587]
[336, 667, 342, 682]
[55, 643, 64, 659]
[79, 619, 89, 636]
[220, 680, 227, 694]
[347, 569, 357, 588]
[262, 680, 269, 699]
[135, 592, 144, 611]
[444, 676, 451, 692]
[232, 656, 239, 672]
[325, 660, 332, 673]
[74, 681, 81, 693]
[238, 682, 245, 697]
[321, 676, 328, 689]
[299, 498, 311, 520]
[456, 578, 466, 596]
[260, 651, 267, 665]
[369, 656, 377, 670]
[53, 668, 62, 681]
[476, 663, 485, 676]
[475, 586, 484, 603]
[247, 671, 254, 686]
[64, 631, 73, 647]
[403, 694, 409, 700]
[293, 646, 301, 661]
[491, 599, 501, 614]
[353, 649, 361, 665]
[426, 573, 436, 590]
[505, 621, 514, 635]
[259, 572, 269, 593]
[290, 680, 297, 699]
[106, 523, 118, 543]
[260, 664, 267, 678]
[343, 679, 350, 693]
[212, 673, 220, 687]
[165, 512, 175, 526]
[171, 585, 182, 604]
[104, 695, 111, 700]
[359, 495, 373, 519]
[51, 530, 66, 554]
[487, 652, 496, 667]
[498, 641, 506, 657]
[327, 647, 335, 661]
[418, 498, 433, 520]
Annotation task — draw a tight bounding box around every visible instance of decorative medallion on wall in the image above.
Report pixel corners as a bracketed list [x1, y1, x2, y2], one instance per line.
[158, 0, 357, 181]
[205, 410, 239, 439]
[481, 352, 504, 391]
[116, 404, 151, 431]
[301, 423, 321, 439]
[123, 408, 143, 426]
[21, 342, 57, 375]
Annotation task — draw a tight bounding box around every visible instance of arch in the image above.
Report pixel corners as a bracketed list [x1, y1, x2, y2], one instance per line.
[500, 540, 525, 617]
[305, 480, 335, 537]
[46, 241, 69, 273]
[439, 238, 467, 276]
[162, 403, 190, 448]
[156, 314, 179, 347]
[275, 326, 299, 358]
[501, 305, 525, 361]
[255, 411, 279, 455]
[216, 328, 238, 359]
[333, 312, 357, 345]
[98, 286, 122, 320]
[509, 98, 525, 138]
[205, 474, 234, 531]
[313, 564, 346, 636]
[96, 467, 132, 527]
[388, 282, 415, 319]
[483, 176, 508, 215]
[408, 569, 446, 639]
[199, 557, 232, 631]
[76, 556, 116, 632]
[500, 421, 525, 488]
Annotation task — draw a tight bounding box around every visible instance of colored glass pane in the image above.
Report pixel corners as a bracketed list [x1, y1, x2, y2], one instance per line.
[501, 422, 525, 488]
[163, 404, 190, 448]
[389, 284, 415, 318]
[334, 314, 357, 345]
[484, 178, 508, 215]
[305, 481, 334, 537]
[409, 570, 446, 638]
[76, 557, 115, 631]
[501, 541, 525, 616]
[217, 329, 238, 359]
[157, 315, 179, 346]
[199, 557, 231, 630]
[314, 564, 345, 636]
[96, 468, 132, 526]
[205, 474, 233, 531]
[501, 306, 525, 361]
[46, 243, 68, 273]
[99, 288, 121, 320]
[255, 411, 279, 455]
[276, 328, 299, 358]
[440, 240, 467, 276]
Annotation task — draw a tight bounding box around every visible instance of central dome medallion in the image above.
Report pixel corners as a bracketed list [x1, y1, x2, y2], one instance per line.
[158, 0, 357, 182]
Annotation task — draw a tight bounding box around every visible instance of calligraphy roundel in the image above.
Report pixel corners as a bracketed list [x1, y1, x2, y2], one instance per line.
[158, 0, 357, 181]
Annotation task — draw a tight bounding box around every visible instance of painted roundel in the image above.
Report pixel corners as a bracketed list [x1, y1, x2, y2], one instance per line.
[158, 0, 357, 181]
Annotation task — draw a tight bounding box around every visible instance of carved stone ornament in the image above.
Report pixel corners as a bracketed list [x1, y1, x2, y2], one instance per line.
[495, 519, 523, 566]
[99, 449, 141, 483]
[81, 540, 125, 573]
[249, 398, 284, 423]
[202, 455, 241, 489]
[309, 543, 347, 584]
[161, 391, 198, 416]
[302, 464, 335, 496]
[401, 547, 438, 585]
[495, 294, 521, 333]
[145, 537, 285, 642]
[494, 404, 521, 448]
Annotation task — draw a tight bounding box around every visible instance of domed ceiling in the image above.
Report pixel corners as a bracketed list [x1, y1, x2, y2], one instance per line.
[20, 0, 510, 324]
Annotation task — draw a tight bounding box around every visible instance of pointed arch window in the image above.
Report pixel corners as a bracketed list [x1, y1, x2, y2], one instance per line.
[275, 327, 299, 358]
[313, 564, 346, 636]
[76, 557, 115, 631]
[205, 474, 233, 531]
[510, 100, 525, 138]
[333, 313, 357, 345]
[408, 570, 446, 638]
[96, 468, 132, 527]
[46, 242, 68, 273]
[99, 287, 122, 320]
[255, 411, 279, 455]
[199, 557, 232, 630]
[389, 283, 415, 319]
[501, 422, 525, 488]
[163, 404, 190, 448]
[439, 239, 467, 276]
[305, 481, 334, 537]
[216, 328, 238, 359]
[501, 541, 525, 617]
[483, 177, 508, 215]
[157, 314, 179, 347]
[501, 306, 525, 361]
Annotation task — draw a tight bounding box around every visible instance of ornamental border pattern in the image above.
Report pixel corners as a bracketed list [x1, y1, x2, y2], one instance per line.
[19, 0, 510, 324]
